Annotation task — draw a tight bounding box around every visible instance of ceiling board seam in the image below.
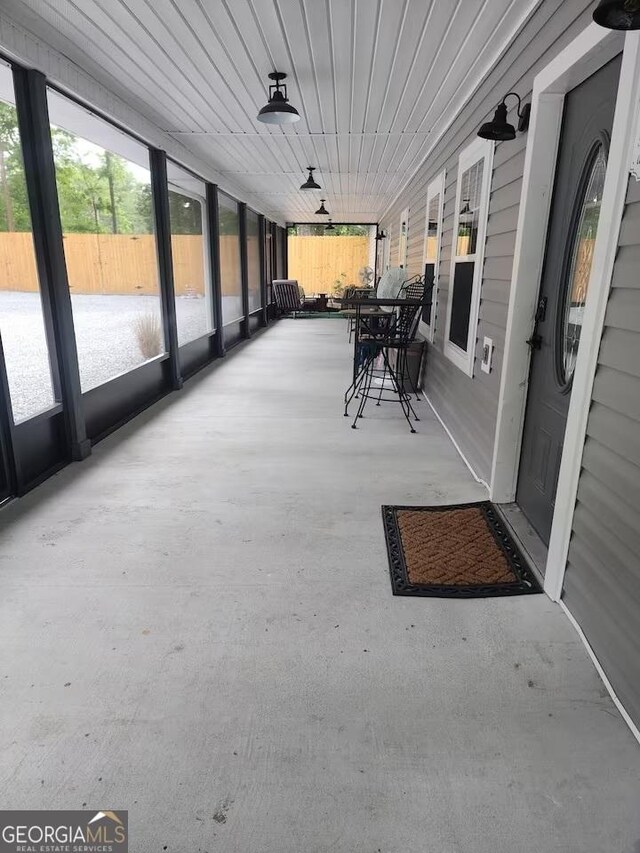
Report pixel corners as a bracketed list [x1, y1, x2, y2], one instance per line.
[107, 0, 234, 131]
[408, 0, 519, 153]
[172, 0, 263, 126]
[271, 0, 312, 134]
[348, 0, 356, 136]
[359, 0, 382, 136]
[399, 2, 463, 134]
[326, 0, 339, 134]
[144, 0, 254, 130]
[370, 0, 409, 134]
[380, 0, 544, 221]
[415, 0, 492, 134]
[393, 0, 554, 185]
[299, 0, 325, 134]
[383, 0, 436, 133]
[36, 0, 206, 132]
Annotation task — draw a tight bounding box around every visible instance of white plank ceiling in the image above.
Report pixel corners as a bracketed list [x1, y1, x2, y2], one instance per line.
[2, 0, 541, 223]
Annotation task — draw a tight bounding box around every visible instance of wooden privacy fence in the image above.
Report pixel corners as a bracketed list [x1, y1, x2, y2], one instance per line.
[0, 232, 242, 296]
[287, 235, 370, 294]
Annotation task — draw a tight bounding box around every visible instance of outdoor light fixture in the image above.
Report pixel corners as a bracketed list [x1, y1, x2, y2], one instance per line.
[375, 230, 387, 241]
[300, 167, 321, 190]
[478, 92, 530, 141]
[593, 0, 640, 28]
[256, 72, 300, 124]
[459, 199, 473, 223]
[315, 199, 329, 215]
[325, 219, 335, 231]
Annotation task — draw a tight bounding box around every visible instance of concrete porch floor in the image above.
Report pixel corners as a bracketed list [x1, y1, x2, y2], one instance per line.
[0, 319, 638, 852]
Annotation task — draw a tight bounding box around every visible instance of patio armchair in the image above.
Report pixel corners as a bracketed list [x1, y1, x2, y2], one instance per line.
[273, 279, 318, 317]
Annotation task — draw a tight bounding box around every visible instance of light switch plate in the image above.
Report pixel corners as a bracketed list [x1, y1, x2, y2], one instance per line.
[481, 337, 493, 374]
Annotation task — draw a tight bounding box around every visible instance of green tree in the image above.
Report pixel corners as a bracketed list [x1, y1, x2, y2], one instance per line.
[0, 101, 32, 232]
[168, 189, 202, 235]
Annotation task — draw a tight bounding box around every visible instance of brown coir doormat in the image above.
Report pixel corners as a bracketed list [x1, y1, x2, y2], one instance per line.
[382, 502, 542, 598]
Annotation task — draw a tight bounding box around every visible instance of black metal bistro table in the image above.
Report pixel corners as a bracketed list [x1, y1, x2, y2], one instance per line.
[340, 296, 423, 383]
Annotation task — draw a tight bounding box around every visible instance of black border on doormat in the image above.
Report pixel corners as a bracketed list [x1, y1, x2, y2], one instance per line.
[381, 501, 543, 598]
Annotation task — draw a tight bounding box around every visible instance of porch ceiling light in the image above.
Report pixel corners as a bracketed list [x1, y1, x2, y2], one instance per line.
[593, 0, 640, 28]
[300, 167, 321, 190]
[478, 92, 531, 141]
[325, 219, 335, 231]
[315, 199, 329, 215]
[257, 72, 300, 125]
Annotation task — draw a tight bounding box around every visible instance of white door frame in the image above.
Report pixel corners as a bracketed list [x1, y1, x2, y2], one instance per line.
[489, 23, 640, 600]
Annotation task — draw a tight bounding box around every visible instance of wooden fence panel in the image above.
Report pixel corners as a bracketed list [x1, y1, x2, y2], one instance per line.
[0, 232, 39, 292]
[0, 232, 221, 296]
[287, 236, 370, 294]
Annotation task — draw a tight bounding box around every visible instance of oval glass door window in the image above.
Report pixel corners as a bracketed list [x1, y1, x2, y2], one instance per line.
[560, 144, 607, 384]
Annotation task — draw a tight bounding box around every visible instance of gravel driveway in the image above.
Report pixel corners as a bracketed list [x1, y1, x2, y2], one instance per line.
[0, 291, 215, 422]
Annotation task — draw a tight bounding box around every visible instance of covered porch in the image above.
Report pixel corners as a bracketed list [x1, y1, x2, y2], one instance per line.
[1, 319, 638, 851]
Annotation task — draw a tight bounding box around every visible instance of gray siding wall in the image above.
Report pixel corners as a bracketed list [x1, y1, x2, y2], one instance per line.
[563, 177, 640, 725]
[380, 0, 595, 482]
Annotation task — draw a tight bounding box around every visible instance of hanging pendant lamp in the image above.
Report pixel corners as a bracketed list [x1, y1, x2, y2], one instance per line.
[315, 199, 329, 215]
[256, 72, 300, 124]
[325, 219, 335, 231]
[593, 0, 640, 28]
[300, 167, 321, 190]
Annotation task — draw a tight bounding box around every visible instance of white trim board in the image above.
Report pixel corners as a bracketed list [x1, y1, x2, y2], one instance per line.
[489, 23, 639, 603]
[419, 170, 446, 343]
[422, 391, 490, 492]
[443, 137, 494, 377]
[560, 601, 640, 746]
[398, 207, 409, 269]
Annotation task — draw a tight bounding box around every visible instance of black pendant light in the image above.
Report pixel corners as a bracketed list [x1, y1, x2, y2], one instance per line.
[300, 167, 321, 190]
[325, 219, 335, 231]
[594, 0, 640, 28]
[478, 92, 530, 141]
[375, 230, 386, 241]
[315, 199, 329, 215]
[257, 72, 300, 125]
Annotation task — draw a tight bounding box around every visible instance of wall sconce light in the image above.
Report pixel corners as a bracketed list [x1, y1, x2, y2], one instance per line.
[257, 72, 300, 124]
[300, 167, 321, 190]
[593, 0, 640, 28]
[325, 219, 335, 231]
[458, 199, 473, 224]
[375, 230, 387, 241]
[478, 92, 531, 141]
[315, 199, 329, 215]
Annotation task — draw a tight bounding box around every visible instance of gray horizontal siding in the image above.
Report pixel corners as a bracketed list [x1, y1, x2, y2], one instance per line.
[564, 178, 640, 727]
[379, 0, 595, 482]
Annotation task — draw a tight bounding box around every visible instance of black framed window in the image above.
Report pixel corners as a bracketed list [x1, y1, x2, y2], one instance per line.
[0, 61, 56, 422]
[167, 160, 212, 346]
[47, 88, 165, 392]
[218, 192, 242, 325]
[265, 221, 273, 305]
[246, 208, 261, 313]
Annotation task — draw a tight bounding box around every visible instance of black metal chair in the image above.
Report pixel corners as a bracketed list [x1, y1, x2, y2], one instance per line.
[344, 278, 426, 433]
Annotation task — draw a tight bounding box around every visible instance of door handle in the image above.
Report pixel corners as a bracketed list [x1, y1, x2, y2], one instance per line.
[526, 297, 547, 350]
